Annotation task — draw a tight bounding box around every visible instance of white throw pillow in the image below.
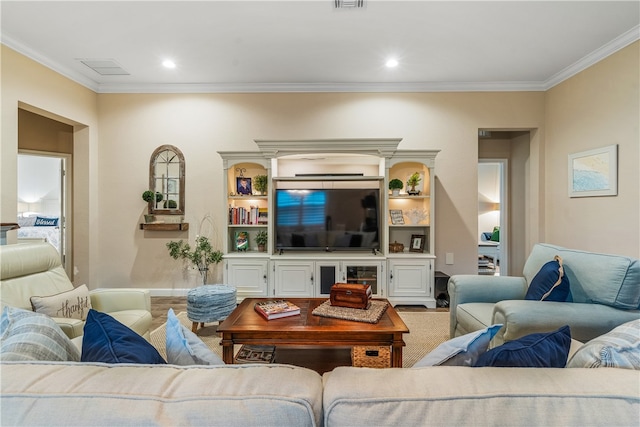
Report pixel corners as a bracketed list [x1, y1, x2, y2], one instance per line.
[165, 308, 224, 365]
[413, 324, 503, 367]
[567, 319, 640, 369]
[30, 284, 92, 320]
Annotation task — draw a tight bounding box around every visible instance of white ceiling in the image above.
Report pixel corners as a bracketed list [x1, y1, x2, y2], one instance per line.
[2, 1, 638, 93]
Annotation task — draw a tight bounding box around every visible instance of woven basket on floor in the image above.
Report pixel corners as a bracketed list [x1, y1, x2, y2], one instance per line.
[351, 346, 391, 368]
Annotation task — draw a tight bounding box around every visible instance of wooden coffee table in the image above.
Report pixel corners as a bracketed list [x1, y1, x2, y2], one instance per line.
[217, 298, 409, 367]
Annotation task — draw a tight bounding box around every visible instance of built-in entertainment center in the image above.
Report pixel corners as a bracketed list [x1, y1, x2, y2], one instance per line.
[218, 139, 439, 307]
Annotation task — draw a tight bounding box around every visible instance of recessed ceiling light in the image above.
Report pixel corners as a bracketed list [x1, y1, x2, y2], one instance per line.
[162, 59, 176, 69]
[385, 59, 398, 68]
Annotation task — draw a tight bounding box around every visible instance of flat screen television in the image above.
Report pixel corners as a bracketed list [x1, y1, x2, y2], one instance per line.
[274, 188, 380, 252]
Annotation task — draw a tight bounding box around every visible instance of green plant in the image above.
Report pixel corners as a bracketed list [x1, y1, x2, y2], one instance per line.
[389, 179, 403, 191]
[142, 191, 163, 204]
[163, 199, 178, 209]
[254, 175, 268, 194]
[406, 172, 421, 188]
[254, 230, 268, 246]
[166, 235, 223, 285]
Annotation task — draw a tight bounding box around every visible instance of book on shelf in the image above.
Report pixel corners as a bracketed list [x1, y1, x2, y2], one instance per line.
[234, 344, 276, 364]
[257, 207, 268, 224]
[254, 300, 301, 320]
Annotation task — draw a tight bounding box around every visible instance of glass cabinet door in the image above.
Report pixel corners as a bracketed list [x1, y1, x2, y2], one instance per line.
[345, 264, 378, 294]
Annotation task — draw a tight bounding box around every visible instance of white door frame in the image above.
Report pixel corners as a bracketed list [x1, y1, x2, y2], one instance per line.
[479, 158, 508, 276]
[18, 150, 72, 277]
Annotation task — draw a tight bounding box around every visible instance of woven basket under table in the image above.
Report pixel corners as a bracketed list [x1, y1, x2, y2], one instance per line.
[351, 346, 391, 368]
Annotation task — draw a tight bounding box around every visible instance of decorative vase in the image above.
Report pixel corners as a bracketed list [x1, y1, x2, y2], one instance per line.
[144, 214, 155, 223]
[391, 189, 400, 196]
[258, 244, 266, 252]
[199, 266, 209, 286]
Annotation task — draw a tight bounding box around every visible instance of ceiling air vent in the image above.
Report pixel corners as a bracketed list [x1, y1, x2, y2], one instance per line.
[334, 0, 365, 8]
[79, 59, 130, 76]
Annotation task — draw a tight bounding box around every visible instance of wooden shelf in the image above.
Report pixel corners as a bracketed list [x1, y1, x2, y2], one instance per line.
[139, 223, 189, 231]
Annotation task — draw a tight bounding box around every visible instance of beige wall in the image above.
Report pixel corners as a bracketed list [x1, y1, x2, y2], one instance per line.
[97, 92, 544, 289]
[3, 41, 636, 293]
[1, 45, 99, 286]
[545, 42, 639, 257]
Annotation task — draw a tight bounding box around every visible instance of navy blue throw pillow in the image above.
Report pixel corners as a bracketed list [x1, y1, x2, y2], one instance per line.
[81, 309, 166, 364]
[474, 325, 571, 368]
[525, 255, 571, 302]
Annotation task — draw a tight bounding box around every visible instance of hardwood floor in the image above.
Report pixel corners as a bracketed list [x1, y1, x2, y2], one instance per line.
[150, 296, 446, 330]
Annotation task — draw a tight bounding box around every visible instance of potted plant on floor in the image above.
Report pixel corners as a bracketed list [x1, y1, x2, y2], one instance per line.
[254, 230, 268, 252]
[166, 235, 223, 285]
[254, 174, 268, 195]
[389, 178, 403, 196]
[406, 172, 421, 195]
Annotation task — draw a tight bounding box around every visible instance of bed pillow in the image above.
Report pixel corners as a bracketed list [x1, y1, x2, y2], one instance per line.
[31, 284, 92, 320]
[165, 308, 224, 365]
[567, 319, 640, 369]
[81, 309, 166, 364]
[34, 216, 59, 227]
[0, 306, 80, 362]
[413, 324, 503, 367]
[525, 255, 571, 302]
[474, 325, 571, 368]
[490, 226, 500, 242]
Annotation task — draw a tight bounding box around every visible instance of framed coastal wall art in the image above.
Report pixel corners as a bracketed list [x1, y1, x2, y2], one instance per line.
[568, 144, 618, 198]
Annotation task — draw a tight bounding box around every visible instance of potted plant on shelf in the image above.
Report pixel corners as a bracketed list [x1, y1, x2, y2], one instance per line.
[141, 190, 163, 223]
[254, 230, 268, 252]
[389, 179, 403, 196]
[254, 175, 268, 195]
[166, 235, 223, 285]
[406, 172, 422, 195]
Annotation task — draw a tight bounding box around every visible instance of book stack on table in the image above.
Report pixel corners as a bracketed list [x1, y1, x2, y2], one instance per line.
[254, 300, 301, 320]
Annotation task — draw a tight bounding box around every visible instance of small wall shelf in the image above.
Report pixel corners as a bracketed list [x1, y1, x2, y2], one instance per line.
[139, 223, 189, 231]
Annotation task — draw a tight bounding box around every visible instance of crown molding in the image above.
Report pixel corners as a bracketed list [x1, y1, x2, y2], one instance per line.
[2, 35, 100, 92]
[95, 80, 547, 94]
[5, 25, 638, 95]
[543, 24, 639, 90]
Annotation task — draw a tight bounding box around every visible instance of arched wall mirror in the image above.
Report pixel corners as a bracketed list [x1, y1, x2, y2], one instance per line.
[149, 144, 185, 215]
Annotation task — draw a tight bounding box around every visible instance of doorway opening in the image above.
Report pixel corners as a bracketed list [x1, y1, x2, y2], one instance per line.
[478, 160, 507, 276]
[478, 129, 531, 277]
[17, 152, 72, 277]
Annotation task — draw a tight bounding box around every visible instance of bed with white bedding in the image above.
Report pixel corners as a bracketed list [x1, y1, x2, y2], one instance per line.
[16, 216, 61, 253]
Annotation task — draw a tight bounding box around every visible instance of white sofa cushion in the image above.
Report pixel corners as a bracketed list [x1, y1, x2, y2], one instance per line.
[1, 362, 323, 427]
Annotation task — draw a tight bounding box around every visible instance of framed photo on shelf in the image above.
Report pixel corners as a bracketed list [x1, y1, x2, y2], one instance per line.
[568, 144, 617, 198]
[410, 234, 425, 253]
[236, 177, 252, 195]
[389, 209, 404, 225]
[235, 231, 249, 251]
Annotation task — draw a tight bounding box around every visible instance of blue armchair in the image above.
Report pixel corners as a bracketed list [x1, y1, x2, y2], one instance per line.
[449, 243, 640, 345]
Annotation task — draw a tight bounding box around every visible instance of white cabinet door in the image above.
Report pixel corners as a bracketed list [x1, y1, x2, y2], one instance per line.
[224, 259, 269, 299]
[388, 259, 430, 297]
[273, 261, 314, 297]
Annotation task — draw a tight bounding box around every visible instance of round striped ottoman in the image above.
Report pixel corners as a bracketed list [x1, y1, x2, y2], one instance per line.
[186, 284, 237, 332]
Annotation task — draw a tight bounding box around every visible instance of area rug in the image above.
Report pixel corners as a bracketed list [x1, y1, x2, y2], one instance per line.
[150, 311, 450, 368]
